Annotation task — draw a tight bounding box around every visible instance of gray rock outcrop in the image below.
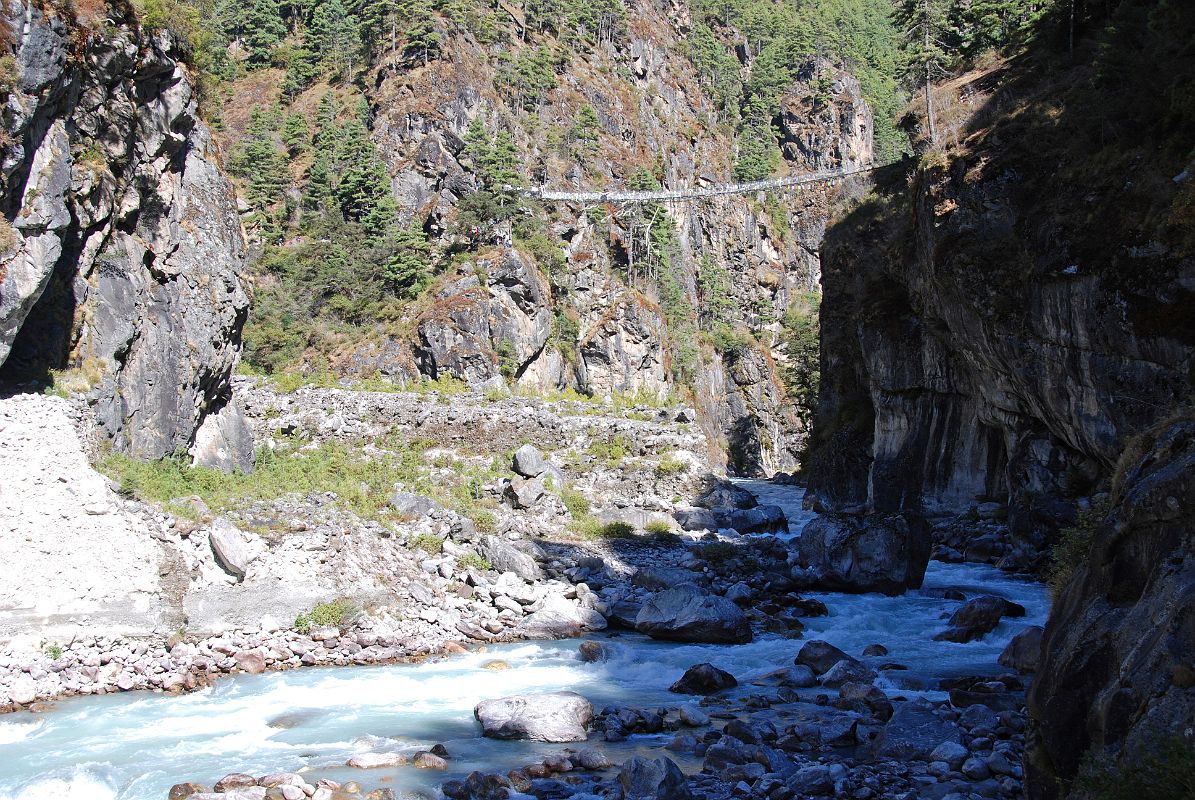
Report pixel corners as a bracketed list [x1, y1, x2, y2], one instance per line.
[0, 1, 252, 469]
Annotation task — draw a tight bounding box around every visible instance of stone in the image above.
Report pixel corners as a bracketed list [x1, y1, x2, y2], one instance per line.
[796, 512, 931, 595]
[576, 749, 612, 770]
[348, 752, 409, 768]
[930, 741, 970, 770]
[934, 596, 1021, 643]
[635, 584, 752, 644]
[233, 649, 267, 674]
[579, 641, 609, 662]
[796, 640, 858, 675]
[208, 519, 261, 581]
[998, 625, 1043, 672]
[695, 482, 757, 510]
[819, 659, 878, 687]
[214, 774, 258, 792]
[863, 644, 889, 656]
[669, 663, 738, 695]
[677, 705, 710, 726]
[788, 765, 833, 796]
[515, 593, 607, 639]
[505, 476, 547, 509]
[169, 784, 207, 800]
[474, 692, 593, 742]
[414, 752, 448, 769]
[874, 698, 962, 761]
[390, 491, 441, 519]
[616, 756, 692, 800]
[477, 535, 542, 581]
[512, 444, 549, 478]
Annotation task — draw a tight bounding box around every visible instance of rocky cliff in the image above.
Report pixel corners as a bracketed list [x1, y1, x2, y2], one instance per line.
[231, 1, 874, 475]
[806, 3, 1195, 794]
[0, 0, 252, 470]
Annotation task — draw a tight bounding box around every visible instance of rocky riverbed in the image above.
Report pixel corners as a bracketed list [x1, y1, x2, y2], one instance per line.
[0, 419, 1048, 800]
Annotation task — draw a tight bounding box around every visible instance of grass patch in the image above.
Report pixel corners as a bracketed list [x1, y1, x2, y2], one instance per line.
[99, 437, 428, 522]
[468, 508, 497, 533]
[294, 599, 359, 634]
[644, 520, 674, 537]
[587, 435, 631, 467]
[45, 644, 63, 660]
[568, 516, 636, 540]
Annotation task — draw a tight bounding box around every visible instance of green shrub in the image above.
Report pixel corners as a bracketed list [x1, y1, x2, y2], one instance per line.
[294, 599, 359, 633]
[587, 435, 631, 467]
[600, 521, 636, 539]
[1047, 497, 1112, 598]
[412, 532, 445, 554]
[469, 509, 497, 533]
[458, 552, 492, 571]
[98, 437, 427, 523]
[644, 520, 674, 537]
[45, 644, 63, 660]
[561, 488, 591, 517]
[655, 454, 689, 476]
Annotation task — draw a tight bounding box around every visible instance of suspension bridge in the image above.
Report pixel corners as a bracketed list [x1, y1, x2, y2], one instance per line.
[513, 163, 877, 204]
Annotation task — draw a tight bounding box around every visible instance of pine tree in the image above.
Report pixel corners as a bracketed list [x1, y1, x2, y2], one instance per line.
[383, 222, 433, 296]
[462, 117, 492, 173]
[283, 112, 311, 154]
[333, 118, 398, 236]
[403, 0, 441, 64]
[245, 0, 288, 66]
[309, 0, 363, 81]
[486, 129, 521, 189]
[895, 0, 954, 147]
[235, 107, 289, 210]
[570, 104, 601, 155]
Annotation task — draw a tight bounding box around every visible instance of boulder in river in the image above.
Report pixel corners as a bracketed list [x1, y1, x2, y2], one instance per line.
[695, 481, 757, 510]
[617, 756, 693, 800]
[796, 640, 858, 675]
[934, 595, 1024, 643]
[475, 691, 593, 742]
[795, 512, 931, 595]
[635, 584, 752, 644]
[669, 663, 738, 694]
[998, 625, 1043, 672]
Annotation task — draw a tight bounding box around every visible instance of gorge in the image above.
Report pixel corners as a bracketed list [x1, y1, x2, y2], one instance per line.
[0, 0, 1192, 798]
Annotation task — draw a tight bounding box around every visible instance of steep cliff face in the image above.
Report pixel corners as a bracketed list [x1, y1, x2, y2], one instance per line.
[0, 0, 252, 470]
[807, 2, 1195, 793]
[808, 70, 1193, 567]
[1026, 413, 1195, 799]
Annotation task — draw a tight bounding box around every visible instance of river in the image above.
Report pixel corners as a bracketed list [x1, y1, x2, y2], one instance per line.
[0, 481, 1048, 800]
